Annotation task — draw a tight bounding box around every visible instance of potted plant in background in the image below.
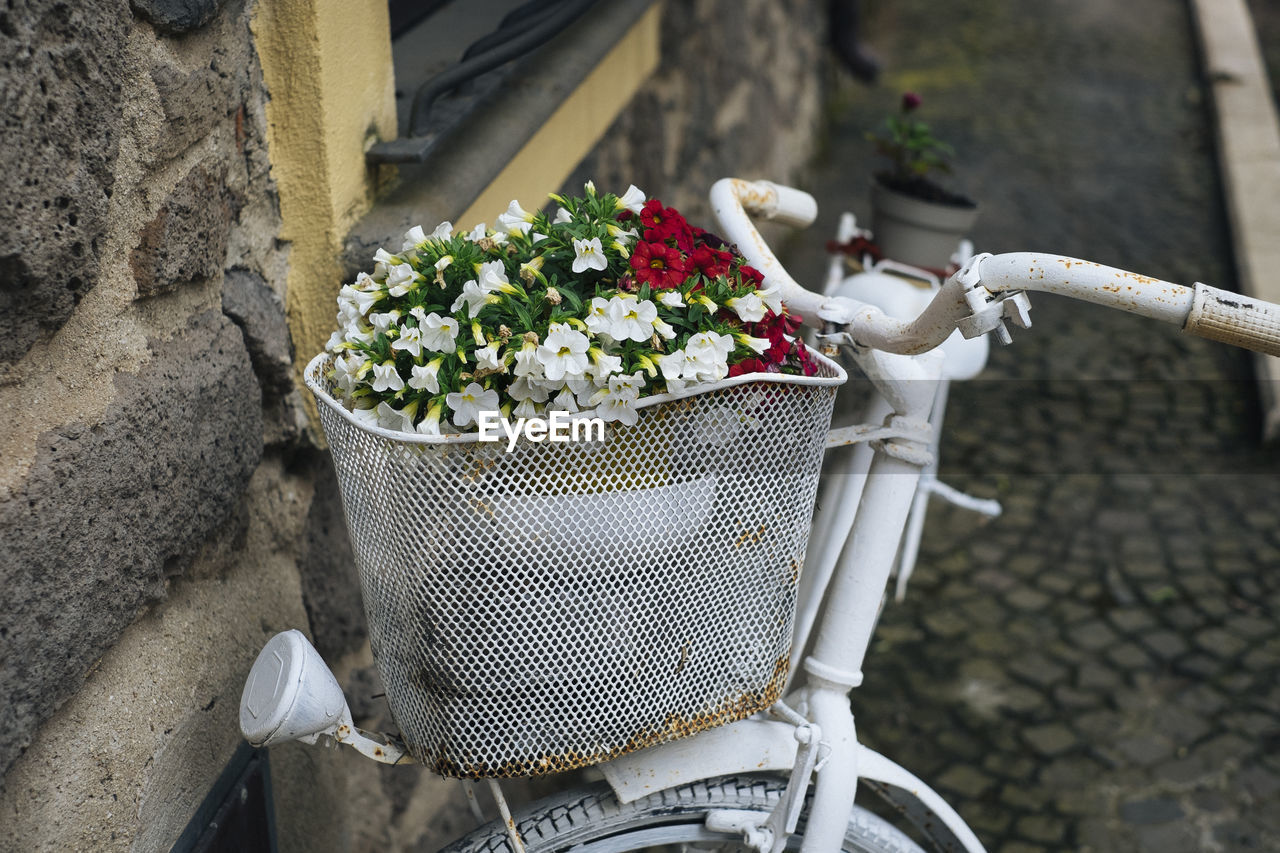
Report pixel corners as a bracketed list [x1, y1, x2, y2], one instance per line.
[866, 91, 978, 271]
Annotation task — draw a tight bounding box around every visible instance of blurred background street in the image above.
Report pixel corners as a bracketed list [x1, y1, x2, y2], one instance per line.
[779, 0, 1280, 850]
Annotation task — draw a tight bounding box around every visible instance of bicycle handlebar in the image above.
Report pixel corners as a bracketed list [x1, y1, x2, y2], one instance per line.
[1184, 283, 1280, 356]
[712, 178, 1280, 359]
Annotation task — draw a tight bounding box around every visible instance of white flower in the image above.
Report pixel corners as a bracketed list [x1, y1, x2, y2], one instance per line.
[757, 283, 783, 314]
[617, 184, 646, 214]
[512, 343, 543, 379]
[446, 381, 500, 428]
[435, 255, 453, 272]
[408, 358, 443, 392]
[553, 207, 573, 224]
[377, 401, 417, 433]
[584, 296, 611, 336]
[586, 349, 622, 382]
[401, 225, 427, 252]
[386, 263, 418, 297]
[431, 221, 453, 241]
[652, 318, 676, 340]
[416, 402, 444, 436]
[351, 406, 380, 429]
[332, 353, 365, 393]
[325, 329, 345, 351]
[352, 271, 379, 292]
[496, 200, 535, 236]
[391, 324, 422, 357]
[584, 180, 596, 196]
[657, 290, 685, 308]
[344, 326, 374, 347]
[450, 280, 492, 317]
[417, 312, 460, 352]
[592, 386, 639, 426]
[726, 291, 767, 323]
[475, 260, 513, 294]
[607, 223, 639, 246]
[684, 332, 734, 381]
[370, 361, 405, 393]
[657, 351, 688, 392]
[338, 284, 378, 322]
[474, 344, 503, 372]
[536, 322, 590, 381]
[572, 237, 608, 273]
[609, 370, 646, 399]
[605, 295, 658, 343]
[549, 388, 580, 414]
[737, 333, 771, 355]
[465, 223, 487, 241]
[369, 310, 400, 334]
[513, 398, 541, 419]
[508, 376, 550, 403]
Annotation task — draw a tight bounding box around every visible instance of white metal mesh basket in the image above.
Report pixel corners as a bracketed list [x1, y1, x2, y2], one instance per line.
[305, 351, 844, 777]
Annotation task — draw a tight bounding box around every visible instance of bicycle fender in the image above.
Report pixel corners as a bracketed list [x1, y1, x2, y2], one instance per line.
[855, 744, 987, 853]
[598, 718, 799, 804]
[597, 723, 987, 853]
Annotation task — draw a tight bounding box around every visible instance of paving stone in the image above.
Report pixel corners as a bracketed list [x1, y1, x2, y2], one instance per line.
[998, 840, 1046, 853]
[1134, 821, 1200, 853]
[1021, 723, 1077, 757]
[1139, 630, 1189, 660]
[1111, 604, 1162, 630]
[1119, 797, 1183, 825]
[935, 764, 997, 797]
[923, 609, 969, 637]
[1068, 620, 1119, 652]
[1008, 654, 1068, 688]
[1005, 587, 1051, 611]
[1106, 642, 1152, 670]
[1173, 653, 1221, 679]
[1192, 627, 1249, 659]
[1077, 661, 1122, 691]
[1015, 814, 1067, 844]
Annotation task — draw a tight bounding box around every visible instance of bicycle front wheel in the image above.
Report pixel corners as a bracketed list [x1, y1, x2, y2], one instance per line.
[441, 774, 924, 853]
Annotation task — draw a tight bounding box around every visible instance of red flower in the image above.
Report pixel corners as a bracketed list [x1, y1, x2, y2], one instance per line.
[728, 358, 768, 377]
[739, 264, 766, 286]
[902, 91, 922, 112]
[641, 199, 694, 252]
[691, 246, 731, 279]
[630, 241, 689, 289]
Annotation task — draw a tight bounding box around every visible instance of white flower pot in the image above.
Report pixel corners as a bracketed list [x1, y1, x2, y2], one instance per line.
[869, 178, 979, 270]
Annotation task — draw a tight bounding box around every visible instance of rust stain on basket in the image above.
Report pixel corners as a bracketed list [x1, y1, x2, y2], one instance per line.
[734, 523, 767, 548]
[428, 655, 793, 779]
[467, 497, 496, 519]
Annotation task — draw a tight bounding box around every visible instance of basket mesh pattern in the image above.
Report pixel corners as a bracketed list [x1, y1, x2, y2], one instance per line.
[306, 355, 840, 778]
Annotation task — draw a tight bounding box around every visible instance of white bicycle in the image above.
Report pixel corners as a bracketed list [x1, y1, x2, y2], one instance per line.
[239, 178, 1280, 853]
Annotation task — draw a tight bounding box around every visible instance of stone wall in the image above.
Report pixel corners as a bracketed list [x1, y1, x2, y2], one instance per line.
[0, 0, 829, 849]
[0, 0, 352, 848]
[569, 0, 828, 223]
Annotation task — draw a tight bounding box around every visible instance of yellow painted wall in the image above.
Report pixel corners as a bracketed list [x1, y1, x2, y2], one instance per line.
[250, 0, 397, 385]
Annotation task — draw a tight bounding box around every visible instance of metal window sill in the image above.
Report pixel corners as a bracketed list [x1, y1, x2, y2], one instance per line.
[343, 0, 657, 276]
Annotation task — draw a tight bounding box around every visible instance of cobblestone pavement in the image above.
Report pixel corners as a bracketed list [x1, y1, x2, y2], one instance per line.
[779, 0, 1280, 850]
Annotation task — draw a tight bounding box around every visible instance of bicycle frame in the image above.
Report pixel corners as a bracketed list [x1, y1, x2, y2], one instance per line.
[598, 178, 1280, 853]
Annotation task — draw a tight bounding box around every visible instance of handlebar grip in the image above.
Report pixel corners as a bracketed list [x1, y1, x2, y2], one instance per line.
[1184, 283, 1280, 357]
[735, 180, 818, 229]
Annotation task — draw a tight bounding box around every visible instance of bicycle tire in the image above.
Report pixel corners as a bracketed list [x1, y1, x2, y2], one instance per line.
[441, 773, 925, 853]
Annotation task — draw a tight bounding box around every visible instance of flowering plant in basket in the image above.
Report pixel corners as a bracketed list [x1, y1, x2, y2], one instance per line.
[325, 182, 817, 435]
